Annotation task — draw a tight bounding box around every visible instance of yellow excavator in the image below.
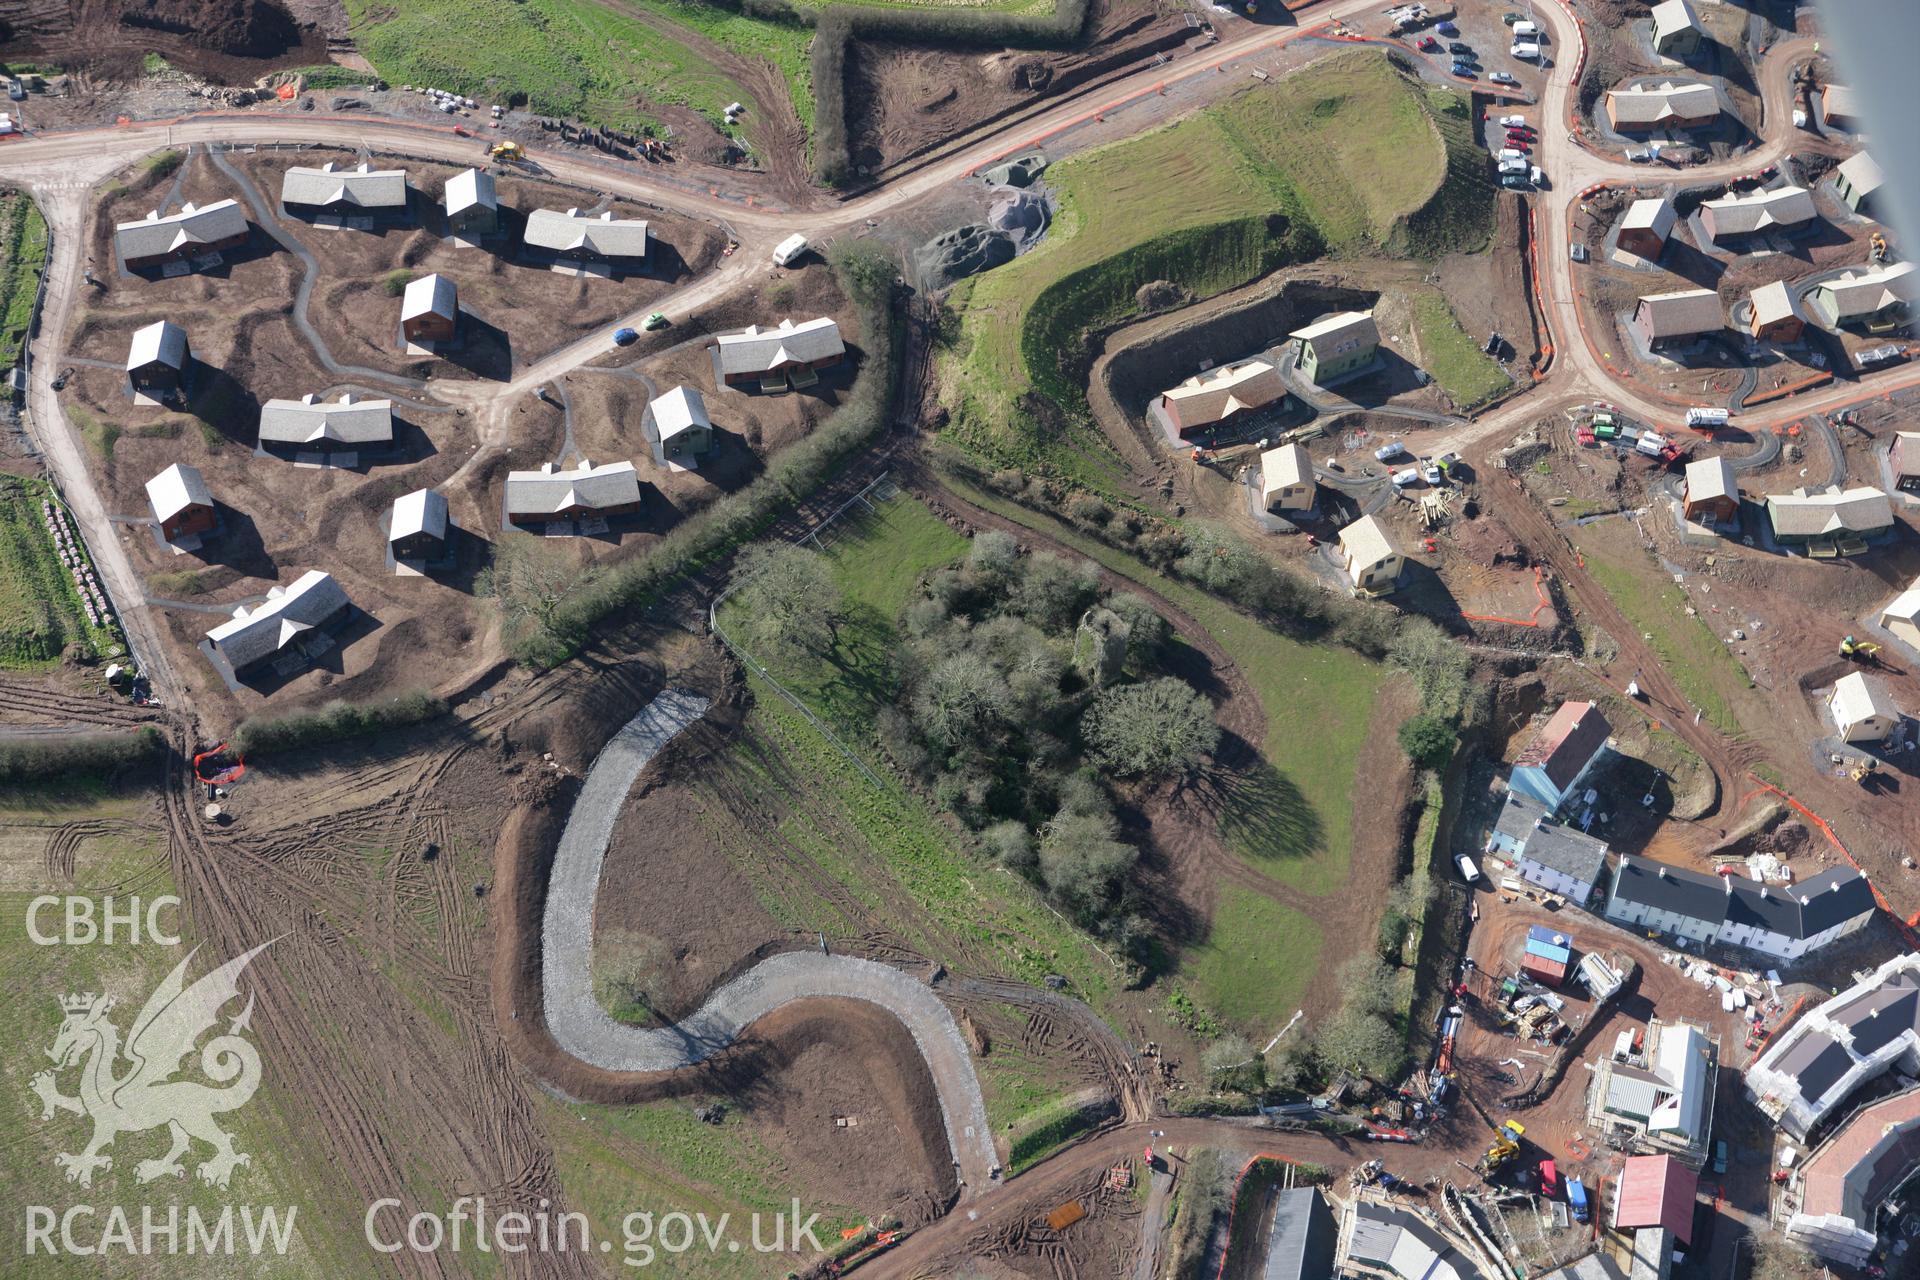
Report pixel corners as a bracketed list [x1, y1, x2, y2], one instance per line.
[488, 140, 525, 161]
[1478, 1120, 1525, 1175]
[1839, 635, 1882, 663]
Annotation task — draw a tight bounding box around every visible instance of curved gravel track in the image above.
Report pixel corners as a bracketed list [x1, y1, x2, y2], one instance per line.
[542, 689, 1001, 1195]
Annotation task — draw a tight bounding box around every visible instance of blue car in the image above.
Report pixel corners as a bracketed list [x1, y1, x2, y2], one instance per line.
[613, 327, 639, 346]
[1437, 21, 1459, 35]
[1452, 63, 1476, 78]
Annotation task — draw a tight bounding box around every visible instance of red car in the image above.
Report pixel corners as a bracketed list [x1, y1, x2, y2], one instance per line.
[1418, 36, 1443, 52]
[1505, 134, 1532, 148]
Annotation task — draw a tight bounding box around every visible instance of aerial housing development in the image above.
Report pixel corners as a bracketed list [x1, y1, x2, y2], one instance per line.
[5, 2, 1920, 1278]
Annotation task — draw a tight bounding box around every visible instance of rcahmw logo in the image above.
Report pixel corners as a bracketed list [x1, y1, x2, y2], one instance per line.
[23, 940, 299, 1258]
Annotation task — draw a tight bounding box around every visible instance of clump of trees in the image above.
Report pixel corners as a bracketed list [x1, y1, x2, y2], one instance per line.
[874, 531, 1217, 944]
[727, 543, 842, 667]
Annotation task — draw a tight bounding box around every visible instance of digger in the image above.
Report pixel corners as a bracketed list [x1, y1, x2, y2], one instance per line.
[1839, 635, 1882, 664]
[1478, 1120, 1525, 1175]
[488, 139, 525, 162]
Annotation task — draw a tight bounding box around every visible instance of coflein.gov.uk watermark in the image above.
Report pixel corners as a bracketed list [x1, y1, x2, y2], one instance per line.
[366, 1197, 826, 1268]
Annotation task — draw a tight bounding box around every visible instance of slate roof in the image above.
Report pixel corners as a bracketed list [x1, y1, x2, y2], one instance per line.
[145, 462, 211, 521]
[1636, 288, 1723, 338]
[1811, 262, 1920, 321]
[1263, 1188, 1336, 1280]
[1613, 853, 1875, 941]
[523, 208, 650, 258]
[1492, 791, 1611, 884]
[1611, 855, 1730, 920]
[126, 320, 188, 371]
[646, 385, 710, 442]
[204, 570, 348, 670]
[258, 394, 395, 447]
[401, 272, 457, 322]
[713, 317, 846, 377]
[444, 168, 496, 216]
[504, 460, 641, 517]
[1514, 701, 1612, 794]
[1749, 955, 1920, 1136]
[389, 489, 448, 544]
[1766, 486, 1895, 538]
[1701, 186, 1817, 237]
[1345, 1201, 1488, 1280]
[281, 162, 407, 209]
[1615, 1155, 1697, 1242]
[1162, 359, 1285, 431]
[1608, 81, 1720, 126]
[114, 199, 247, 261]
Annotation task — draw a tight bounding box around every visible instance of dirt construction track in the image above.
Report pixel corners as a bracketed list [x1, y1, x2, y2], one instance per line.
[541, 688, 1001, 1195]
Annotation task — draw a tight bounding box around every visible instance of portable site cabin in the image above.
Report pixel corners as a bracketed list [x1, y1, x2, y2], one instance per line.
[1524, 925, 1574, 987]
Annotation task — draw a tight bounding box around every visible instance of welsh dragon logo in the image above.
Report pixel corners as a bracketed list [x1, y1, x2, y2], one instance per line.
[28, 942, 270, 1190]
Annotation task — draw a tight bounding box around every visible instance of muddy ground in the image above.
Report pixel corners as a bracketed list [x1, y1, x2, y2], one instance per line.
[0, 0, 335, 84]
[842, 0, 1192, 180]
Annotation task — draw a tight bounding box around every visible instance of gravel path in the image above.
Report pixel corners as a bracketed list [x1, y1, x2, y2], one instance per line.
[542, 689, 1001, 1194]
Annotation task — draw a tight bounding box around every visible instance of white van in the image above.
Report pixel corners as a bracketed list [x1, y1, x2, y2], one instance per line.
[1512, 19, 1539, 38]
[772, 233, 809, 267]
[1511, 42, 1541, 60]
[1391, 467, 1421, 488]
[1456, 855, 1482, 884]
[1497, 148, 1526, 161]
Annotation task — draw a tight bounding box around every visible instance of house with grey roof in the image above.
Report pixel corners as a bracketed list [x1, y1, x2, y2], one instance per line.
[1606, 81, 1720, 132]
[114, 199, 248, 270]
[401, 273, 459, 345]
[504, 460, 642, 526]
[1261, 1187, 1336, 1280]
[1632, 289, 1723, 348]
[713, 317, 846, 391]
[641, 385, 713, 468]
[389, 489, 449, 564]
[203, 570, 351, 677]
[1618, 197, 1676, 260]
[1747, 952, 1920, 1139]
[258, 393, 395, 455]
[1765, 485, 1894, 553]
[1650, 0, 1701, 58]
[444, 168, 498, 237]
[1833, 152, 1884, 216]
[1485, 791, 1610, 906]
[280, 162, 409, 217]
[125, 320, 190, 393]
[1605, 854, 1877, 960]
[1587, 1018, 1718, 1166]
[1699, 186, 1817, 246]
[145, 462, 215, 542]
[1338, 1197, 1490, 1280]
[523, 208, 649, 270]
[1804, 262, 1918, 330]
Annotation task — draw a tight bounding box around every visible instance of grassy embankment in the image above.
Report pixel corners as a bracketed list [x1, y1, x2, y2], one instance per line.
[0, 191, 48, 369]
[1571, 522, 1753, 737]
[940, 50, 1501, 480]
[0, 801, 344, 1278]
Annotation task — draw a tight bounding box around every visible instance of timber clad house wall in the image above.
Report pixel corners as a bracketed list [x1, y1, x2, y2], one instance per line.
[125, 320, 189, 392]
[145, 463, 216, 541]
[114, 200, 249, 270]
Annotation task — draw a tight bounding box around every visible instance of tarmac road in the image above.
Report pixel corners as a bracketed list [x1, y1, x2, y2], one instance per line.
[541, 689, 1003, 1198]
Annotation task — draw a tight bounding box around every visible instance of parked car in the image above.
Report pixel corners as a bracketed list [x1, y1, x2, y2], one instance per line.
[1391, 467, 1421, 488]
[1502, 11, 1523, 24]
[1500, 174, 1529, 189]
[1489, 70, 1519, 86]
[1437, 20, 1459, 34]
[1418, 35, 1443, 52]
[1448, 40, 1471, 53]
[1570, 242, 1589, 263]
[1497, 148, 1527, 161]
[1452, 64, 1477, 78]
[643, 312, 669, 330]
[1499, 114, 1528, 128]
[1422, 462, 1444, 485]
[1456, 855, 1482, 883]
[1375, 440, 1408, 462]
[612, 327, 639, 346]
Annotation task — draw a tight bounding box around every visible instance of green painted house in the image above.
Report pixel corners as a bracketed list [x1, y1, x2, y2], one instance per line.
[1290, 310, 1380, 386]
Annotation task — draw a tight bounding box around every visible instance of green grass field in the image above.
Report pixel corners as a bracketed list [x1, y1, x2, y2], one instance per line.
[940, 50, 1487, 476]
[341, 0, 815, 133]
[1181, 887, 1321, 1034]
[0, 476, 115, 669]
[1572, 525, 1753, 737]
[0, 191, 48, 368]
[1411, 289, 1511, 409]
[0, 806, 337, 1277]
